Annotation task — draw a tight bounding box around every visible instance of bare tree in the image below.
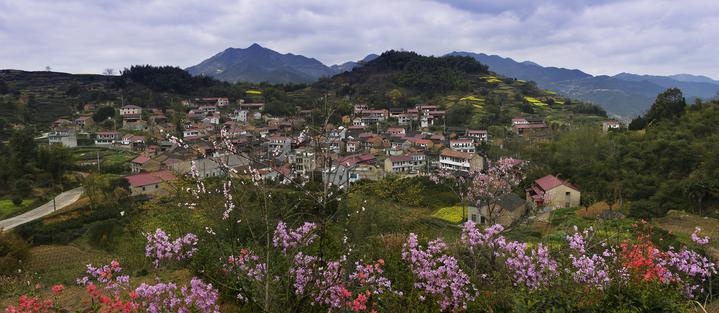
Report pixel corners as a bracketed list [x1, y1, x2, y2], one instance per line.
[102, 68, 115, 76]
[45, 66, 52, 72]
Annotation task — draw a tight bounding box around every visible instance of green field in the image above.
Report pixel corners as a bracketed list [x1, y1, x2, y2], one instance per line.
[0, 199, 33, 218]
[431, 205, 468, 224]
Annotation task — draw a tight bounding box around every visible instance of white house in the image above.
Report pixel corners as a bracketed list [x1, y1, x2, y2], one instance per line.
[449, 139, 475, 153]
[120, 105, 142, 116]
[95, 131, 119, 145]
[48, 129, 77, 148]
[439, 149, 484, 172]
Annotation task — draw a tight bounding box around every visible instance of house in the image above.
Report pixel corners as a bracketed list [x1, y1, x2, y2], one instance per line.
[288, 148, 316, 177]
[405, 138, 433, 150]
[383, 152, 426, 174]
[358, 109, 388, 124]
[512, 122, 548, 138]
[130, 155, 151, 173]
[511, 118, 529, 126]
[384, 155, 413, 173]
[526, 175, 581, 209]
[439, 149, 484, 172]
[95, 131, 119, 145]
[232, 110, 249, 123]
[467, 193, 528, 226]
[602, 120, 622, 133]
[121, 135, 146, 150]
[183, 129, 201, 138]
[48, 129, 77, 148]
[324, 161, 383, 188]
[74, 116, 93, 129]
[171, 154, 250, 178]
[397, 113, 418, 126]
[346, 140, 360, 153]
[449, 139, 475, 153]
[239, 102, 265, 111]
[120, 105, 142, 116]
[266, 136, 292, 156]
[465, 129, 488, 142]
[124, 170, 177, 196]
[387, 127, 406, 136]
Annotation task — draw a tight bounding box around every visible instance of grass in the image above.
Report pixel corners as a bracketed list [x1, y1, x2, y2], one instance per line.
[431, 206, 468, 224]
[0, 199, 33, 218]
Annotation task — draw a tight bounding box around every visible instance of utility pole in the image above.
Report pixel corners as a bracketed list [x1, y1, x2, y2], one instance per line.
[97, 151, 101, 171]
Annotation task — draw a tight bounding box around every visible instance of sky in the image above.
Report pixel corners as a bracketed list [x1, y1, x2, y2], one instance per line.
[1, 0, 718, 78]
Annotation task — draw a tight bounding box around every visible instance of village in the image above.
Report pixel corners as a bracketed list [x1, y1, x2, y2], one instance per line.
[41, 96, 623, 227]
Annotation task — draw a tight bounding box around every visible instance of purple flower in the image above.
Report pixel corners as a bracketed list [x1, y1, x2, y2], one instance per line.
[272, 221, 318, 254]
[145, 228, 199, 267]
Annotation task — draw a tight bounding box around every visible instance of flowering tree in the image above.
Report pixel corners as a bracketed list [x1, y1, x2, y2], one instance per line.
[431, 158, 525, 225]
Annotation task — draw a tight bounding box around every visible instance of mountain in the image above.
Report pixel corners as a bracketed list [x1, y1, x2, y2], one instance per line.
[668, 74, 719, 85]
[186, 43, 337, 84]
[329, 54, 379, 73]
[447, 52, 592, 86]
[448, 51, 719, 117]
[307, 50, 607, 129]
[613, 73, 719, 100]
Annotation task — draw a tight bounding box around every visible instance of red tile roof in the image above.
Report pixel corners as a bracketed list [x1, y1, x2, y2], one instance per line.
[125, 171, 176, 187]
[131, 155, 151, 164]
[440, 148, 473, 159]
[534, 175, 578, 191]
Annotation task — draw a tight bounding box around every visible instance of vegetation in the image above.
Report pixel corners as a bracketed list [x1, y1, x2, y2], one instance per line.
[431, 206, 467, 224]
[521, 91, 719, 218]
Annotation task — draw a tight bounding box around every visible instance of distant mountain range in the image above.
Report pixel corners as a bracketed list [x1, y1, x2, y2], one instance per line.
[447, 52, 719, 117]
[186, 44, 719, 117]
[186, 43, 377, 84]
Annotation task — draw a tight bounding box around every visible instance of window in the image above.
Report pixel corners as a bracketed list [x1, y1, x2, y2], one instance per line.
[155, 184, 159, 188]
[142, 187, 145, 191]
[480, 216, 486, 224]
[471, 214, 477, 222]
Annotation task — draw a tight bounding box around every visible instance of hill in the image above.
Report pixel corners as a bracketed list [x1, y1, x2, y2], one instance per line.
[329, 54, 379, 73]
[0, 70, 121, 125]
[448, 51, 719, 118]
[185, 43, 337, 84]
[306, 50, 607, 128]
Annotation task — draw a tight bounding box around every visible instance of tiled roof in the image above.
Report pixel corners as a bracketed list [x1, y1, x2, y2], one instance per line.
[131, 155, 151, 164]
[534, 175, 578, 192]
[440, 148, 472, 159]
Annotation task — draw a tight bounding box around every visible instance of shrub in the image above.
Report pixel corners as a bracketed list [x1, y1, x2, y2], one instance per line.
[0, 233, 29, 275]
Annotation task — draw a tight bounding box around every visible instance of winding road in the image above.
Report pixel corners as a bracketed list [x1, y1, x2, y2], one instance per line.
[0, 187, 84, 232]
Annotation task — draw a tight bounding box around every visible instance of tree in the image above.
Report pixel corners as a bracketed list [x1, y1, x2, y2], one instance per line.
[45, 66, 52, 72]
[84, 174, 110, 211]
[628, 116, 646, 130]
[645, 88, 686, 125]
[387, 89, 402, 106]
[92, 106, 116, 122]
[466, 159, 525, 224]
[102, 68, 115, 76]
[446, 102, 474, 126]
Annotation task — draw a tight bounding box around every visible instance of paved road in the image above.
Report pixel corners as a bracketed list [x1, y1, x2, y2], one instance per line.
[0, 187, 84, 232]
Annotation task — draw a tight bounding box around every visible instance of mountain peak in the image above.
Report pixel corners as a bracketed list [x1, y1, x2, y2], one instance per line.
[247, 43, 264, 49]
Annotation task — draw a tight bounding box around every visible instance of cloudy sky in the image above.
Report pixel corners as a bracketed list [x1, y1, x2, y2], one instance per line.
[1, 0, 718, 78]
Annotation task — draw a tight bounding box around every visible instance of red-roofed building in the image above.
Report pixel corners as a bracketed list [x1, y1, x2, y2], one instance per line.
[526, 175, 581, 209]
[130, 155, 151, 173]
[125, 171, 177, 196]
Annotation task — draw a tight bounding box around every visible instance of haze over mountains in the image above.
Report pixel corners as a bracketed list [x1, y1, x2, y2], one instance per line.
[186, 44, 719, 117]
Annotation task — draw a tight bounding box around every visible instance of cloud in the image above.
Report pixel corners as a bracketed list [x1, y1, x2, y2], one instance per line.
[0, 0, 718, 78]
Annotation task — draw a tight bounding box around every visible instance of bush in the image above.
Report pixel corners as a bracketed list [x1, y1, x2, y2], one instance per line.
[0, 233, 29, 275]
[87, 219, 122, 250]
[11, 197, 22, 207]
